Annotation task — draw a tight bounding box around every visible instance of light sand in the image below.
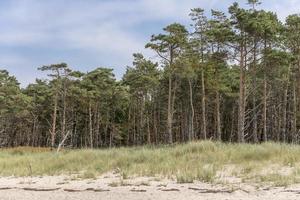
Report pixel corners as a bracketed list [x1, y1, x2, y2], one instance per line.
[0, 173, 299, 200]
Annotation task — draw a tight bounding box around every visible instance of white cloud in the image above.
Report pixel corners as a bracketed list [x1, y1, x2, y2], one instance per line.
[0, 0, 211, 48]
[265, 0, 300, 21]
[1, 0, 209, 86]
[1, 0, 300, 86]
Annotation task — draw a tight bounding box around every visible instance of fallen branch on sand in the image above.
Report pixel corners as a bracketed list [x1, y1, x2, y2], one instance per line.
[57, 131, 71, 153]
[188, 187, 234, 193]
[22, 187, 60, 192]
[130, 189, 147, 192]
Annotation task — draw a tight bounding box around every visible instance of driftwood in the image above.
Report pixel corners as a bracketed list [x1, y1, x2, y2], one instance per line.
[159, 188, 180, 192]
[86, 188, 110, 192]
[0, 187, 15, 190]
[63, 188, 83, 192]
[56, 131, 71, 153]
[130, 189, 147, 192]
[22, 187, 60, 192]
[0, 186, 110, 193]
[56, 182, 69, 185]
[63, 188, 110, 193]
[92, 189, 110, 192]
[188, 187, 234, 193]
[283, 190, 300, 194]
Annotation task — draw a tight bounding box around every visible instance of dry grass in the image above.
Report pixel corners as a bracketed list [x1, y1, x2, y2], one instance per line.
[1, 141, 300, 186]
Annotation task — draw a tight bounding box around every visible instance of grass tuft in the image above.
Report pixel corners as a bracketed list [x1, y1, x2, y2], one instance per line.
[2, 141, 300, 186]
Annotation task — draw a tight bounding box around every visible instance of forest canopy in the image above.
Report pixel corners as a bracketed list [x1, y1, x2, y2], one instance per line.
[1, 0, 300, 148]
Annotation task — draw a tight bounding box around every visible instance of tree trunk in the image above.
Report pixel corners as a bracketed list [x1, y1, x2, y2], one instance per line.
[262, 36, 268, 142]
[51, 91, 58, 149]
[216, 91, 221, 141]
[201, 69, 207, 140]
[262, 73, 268, 142]
[109, 125, 113, 148]
[127, 105, 132, 146]
[253, 95, 258, 143]
[252, 40, 258, 143]
[61, 80, 67, 141]
[153, 103, 158, 145]
[104, 117, 109, 147]
[238, 40, 245, 143]
[133, 106, 136, 145]
[140, 97, 145, 144]
[167, 75, 173, 144]
[230, 105, 236, 142]
[281, 80, 288, 142]
[89, 101, 93, 148]
[188, 79, 194, 141]
[31, 115, 37, 147]
[95, 108, 100, 147]
[292, 83, 297, 143]
[147, 114, 151, 144]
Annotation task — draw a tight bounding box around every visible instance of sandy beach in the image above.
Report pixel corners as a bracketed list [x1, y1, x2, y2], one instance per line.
[1, 173, 300, 200]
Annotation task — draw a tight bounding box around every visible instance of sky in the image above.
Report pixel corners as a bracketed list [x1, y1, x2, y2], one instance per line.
[1, 0, 300, 87]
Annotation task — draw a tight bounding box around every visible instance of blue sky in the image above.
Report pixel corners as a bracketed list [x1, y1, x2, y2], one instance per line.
[1, 0, 299, 87]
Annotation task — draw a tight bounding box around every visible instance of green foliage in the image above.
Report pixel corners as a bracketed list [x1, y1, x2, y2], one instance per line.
[1, 0, 300, 148]
[146, 23, 188, 67]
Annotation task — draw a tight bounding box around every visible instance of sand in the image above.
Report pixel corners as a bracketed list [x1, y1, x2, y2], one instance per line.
[0, 173, 299, 200]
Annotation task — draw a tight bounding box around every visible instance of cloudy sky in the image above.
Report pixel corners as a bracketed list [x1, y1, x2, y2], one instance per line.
[1, 0, 300, 86]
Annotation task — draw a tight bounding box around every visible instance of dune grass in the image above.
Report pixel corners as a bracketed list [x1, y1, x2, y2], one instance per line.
[1, 141, 300, 186]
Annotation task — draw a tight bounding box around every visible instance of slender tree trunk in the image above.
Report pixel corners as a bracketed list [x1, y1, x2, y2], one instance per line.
[95, 108, 100, 147]
[182, 106, 187, 142]
[188, 79, 194, 141]
[252, 40, 258, 143]
[89, 101, 93, 148]
[253, 96, 258, 143]
[110, 106, 116, 148]
[216, 91, 221, 141]
[153, 103, 158, 145]
[31, 115, 37, 147]
[230, 105, 236, 142]
[281, 79, 288, 142]
[238, 40, 245, 143]
[171, 79, 177, 142]
[61, 101, 66, 140]
[127, 105, 132, 146]
[201, 69, 207, 140]
[292, 83, 297, 143]
[140, 97, 145, 144]
[261, 36, 269, 142]
[71, 108, 76, 147]
[51, 91, 58, 149]
[61, 81, 67, 141]
[133, 106, 136, 145]
[167, 75, 173, 144]
[147, 114, 151, 144]
[109, 125, 113, 148]
[104, 119, 109, 147]
[262, 73, 268, 142]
